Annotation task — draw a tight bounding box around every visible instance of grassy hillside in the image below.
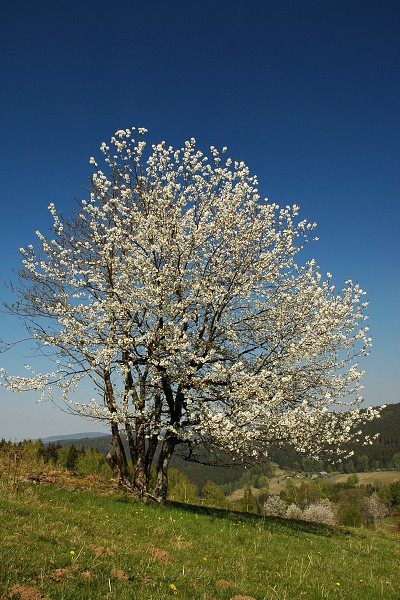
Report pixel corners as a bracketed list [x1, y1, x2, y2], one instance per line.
[1, 474, 399, 599]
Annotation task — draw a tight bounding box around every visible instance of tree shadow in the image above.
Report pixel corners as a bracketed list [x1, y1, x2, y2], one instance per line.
[166, 500, 353, 538]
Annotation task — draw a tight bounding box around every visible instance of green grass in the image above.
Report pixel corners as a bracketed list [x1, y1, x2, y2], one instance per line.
[0, 479, 399, 600]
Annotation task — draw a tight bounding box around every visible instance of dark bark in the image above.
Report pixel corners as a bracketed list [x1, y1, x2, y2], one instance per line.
[152, 377, 185, 502]
[124, 420, 148, 495]
[153, 435, 177, 503]
[132, 419, 148, 495]
[103, 369, 131, 483]
[109, 422, 130, 481]
[145, 392, 162, 481]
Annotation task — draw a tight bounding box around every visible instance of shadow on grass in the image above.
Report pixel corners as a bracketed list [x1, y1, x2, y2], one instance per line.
[163, 499, 353, 538]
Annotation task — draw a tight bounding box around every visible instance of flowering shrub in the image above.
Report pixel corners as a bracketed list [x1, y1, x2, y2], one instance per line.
[263, 495, 287, 517]
[303, 499, 335, 525]
[286, 503, 303, 520]
[364, 493, 389, 522]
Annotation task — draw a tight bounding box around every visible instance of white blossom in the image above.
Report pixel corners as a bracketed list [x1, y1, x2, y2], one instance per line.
[286, 503, 303, 520]
[303, 499, 336, 525]
[263, 495, 287, 517]
[0, 127, 379, 499]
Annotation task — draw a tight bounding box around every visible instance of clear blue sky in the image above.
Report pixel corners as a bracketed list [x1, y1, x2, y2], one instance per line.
[0, 0, 399, 440]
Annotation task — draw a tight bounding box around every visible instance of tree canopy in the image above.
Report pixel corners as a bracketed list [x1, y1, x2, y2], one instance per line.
[0, 127, 379, 501]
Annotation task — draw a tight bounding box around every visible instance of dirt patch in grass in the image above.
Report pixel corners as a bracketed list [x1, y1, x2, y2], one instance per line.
[52, 565, 77, 582]
[81, 570, 92, 580]
[111, 568, 129, 580]
[6, 584, 52, 600]
[88, 544, 113, 556]
[53, 564, 96, 583]
[149, 546, 172, 563]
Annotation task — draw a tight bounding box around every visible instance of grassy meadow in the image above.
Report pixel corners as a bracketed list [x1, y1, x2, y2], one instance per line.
[1, 472, 399, 600]
[329, 471, 400, 487]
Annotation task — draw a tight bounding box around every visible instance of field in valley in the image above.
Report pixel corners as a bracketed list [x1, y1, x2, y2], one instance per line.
[329, 470, 400, 487]
[228, 470, 400, 501]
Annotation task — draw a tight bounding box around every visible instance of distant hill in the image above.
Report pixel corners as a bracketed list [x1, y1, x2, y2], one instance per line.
[362, 401, 400, 440]
[348, 401, 400, 467]
[41, 432, 109, 443]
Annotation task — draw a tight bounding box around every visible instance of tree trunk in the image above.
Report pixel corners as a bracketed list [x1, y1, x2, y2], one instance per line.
[104, 370, 130, 482]
[131, 419, 148, 497]
[145, 392, 162, 482]
[154, 436, 177, 503]
[110, 422, 130, 481]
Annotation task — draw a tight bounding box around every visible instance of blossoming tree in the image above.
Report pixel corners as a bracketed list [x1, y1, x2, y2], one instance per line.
[1, 128, 378, 501]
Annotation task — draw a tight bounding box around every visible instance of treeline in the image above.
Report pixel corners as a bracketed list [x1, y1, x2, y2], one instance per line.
[0, 438, 110, 478]
[38, 440, 111, 477]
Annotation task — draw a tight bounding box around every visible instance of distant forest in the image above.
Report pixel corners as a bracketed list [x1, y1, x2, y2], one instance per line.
[45, 402, 400, 487]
